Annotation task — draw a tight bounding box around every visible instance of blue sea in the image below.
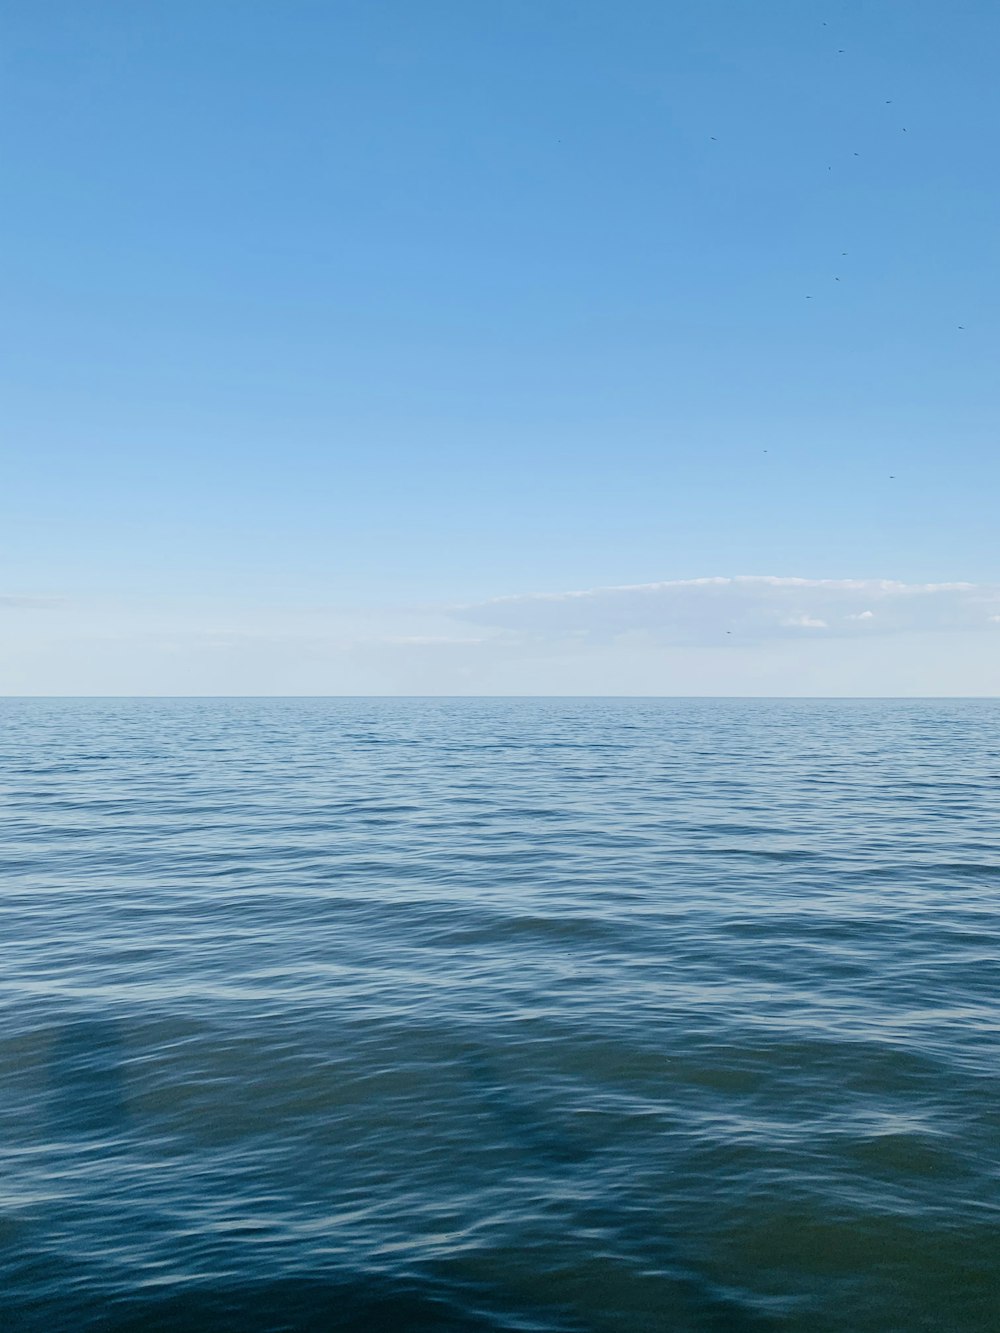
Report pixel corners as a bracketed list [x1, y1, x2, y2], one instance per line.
[1, 698, 998, 1332]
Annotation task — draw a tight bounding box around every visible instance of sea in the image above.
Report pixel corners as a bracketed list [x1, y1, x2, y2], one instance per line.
[1, 698, 997, 1333]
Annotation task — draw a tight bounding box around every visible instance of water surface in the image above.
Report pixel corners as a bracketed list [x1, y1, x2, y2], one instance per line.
[1, 698, 998, 1331]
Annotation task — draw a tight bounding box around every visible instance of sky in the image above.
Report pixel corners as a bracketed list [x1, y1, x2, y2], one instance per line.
[3, 0, 999, 694]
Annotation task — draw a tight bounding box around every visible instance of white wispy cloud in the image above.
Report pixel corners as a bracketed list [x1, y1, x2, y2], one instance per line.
[782, 614, 829, 629]
[376, 635, 492, 646]
[0, 594, 66, 609]
[455, 576, 1000, 643]
[3, 580, 998, 694]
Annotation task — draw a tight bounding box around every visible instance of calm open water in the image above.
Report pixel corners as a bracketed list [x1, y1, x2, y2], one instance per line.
[1, 698, 998, 1333]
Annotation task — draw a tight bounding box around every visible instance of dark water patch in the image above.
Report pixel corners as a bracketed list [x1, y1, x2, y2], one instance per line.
[5, 1275, 550, 1333]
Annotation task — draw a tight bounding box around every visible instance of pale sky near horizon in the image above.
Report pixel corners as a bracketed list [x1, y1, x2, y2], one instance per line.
[3, 1, 999, 694]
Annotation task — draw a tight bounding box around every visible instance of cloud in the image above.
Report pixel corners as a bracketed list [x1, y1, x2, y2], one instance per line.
[375, 635, 491, 646]
[782, 614, 829, 629]
[0, 594, 66, 609]
[456, 576, 1000, 644]
[2, 580, 998, 695]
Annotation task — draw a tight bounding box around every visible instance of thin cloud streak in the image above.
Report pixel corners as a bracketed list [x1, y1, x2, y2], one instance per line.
[456, 576, 1000, 644]
[0, 595, 67, 609]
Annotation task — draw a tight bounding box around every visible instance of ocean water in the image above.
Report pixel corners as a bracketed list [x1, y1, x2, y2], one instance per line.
[1, 697, 998, 1333]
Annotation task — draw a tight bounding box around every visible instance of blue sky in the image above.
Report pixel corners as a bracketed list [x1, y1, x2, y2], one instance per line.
[3, 0, 999, 693]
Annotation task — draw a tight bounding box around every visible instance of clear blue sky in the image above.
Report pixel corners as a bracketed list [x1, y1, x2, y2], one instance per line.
[3, 1, 999, 692]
